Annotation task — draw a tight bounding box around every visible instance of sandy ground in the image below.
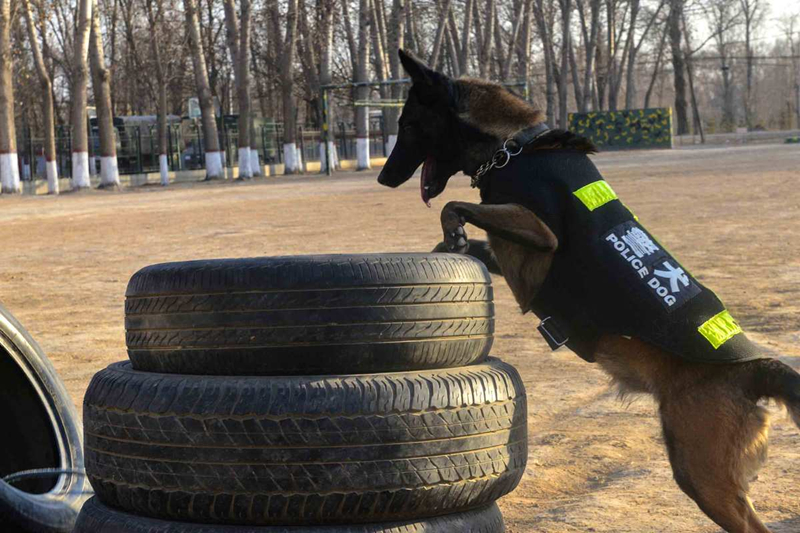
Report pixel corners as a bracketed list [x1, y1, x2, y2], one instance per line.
[0, 144, 798, 532]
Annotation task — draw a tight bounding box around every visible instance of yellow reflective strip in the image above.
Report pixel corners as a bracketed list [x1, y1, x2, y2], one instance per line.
[573, 180, 618, 211]
[698, 310, 742, 349]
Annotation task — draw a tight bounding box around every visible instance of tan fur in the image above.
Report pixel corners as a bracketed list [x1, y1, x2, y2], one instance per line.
[442, 199, 777, 532]
[490, 236, 775, 533]
[456, 78, 545, 139]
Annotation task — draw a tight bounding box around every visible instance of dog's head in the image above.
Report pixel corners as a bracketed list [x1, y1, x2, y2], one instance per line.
[377, 49, 544, 205]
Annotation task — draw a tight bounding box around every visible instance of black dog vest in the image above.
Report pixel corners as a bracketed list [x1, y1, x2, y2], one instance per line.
[480, 149, 763, 364]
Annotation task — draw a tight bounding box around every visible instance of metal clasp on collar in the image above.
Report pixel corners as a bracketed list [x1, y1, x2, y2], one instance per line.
[537, 316, 569, 351]
[470, 140, 524, 188]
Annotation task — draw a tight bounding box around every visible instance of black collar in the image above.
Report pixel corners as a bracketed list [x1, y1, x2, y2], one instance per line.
[470, 123, 550, 189]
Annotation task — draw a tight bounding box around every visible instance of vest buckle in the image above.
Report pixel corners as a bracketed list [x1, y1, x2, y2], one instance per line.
[538, 317, 569, 351]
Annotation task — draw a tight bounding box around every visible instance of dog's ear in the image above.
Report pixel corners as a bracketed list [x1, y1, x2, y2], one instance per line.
[399, 49, 453, 106]
[399, 49, 435, 84]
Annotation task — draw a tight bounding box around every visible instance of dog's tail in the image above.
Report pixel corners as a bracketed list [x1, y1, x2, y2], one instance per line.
[747, 358, 800, 428]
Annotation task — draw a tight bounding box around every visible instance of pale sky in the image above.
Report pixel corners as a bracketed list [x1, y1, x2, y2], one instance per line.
[765, 0, 799, 37]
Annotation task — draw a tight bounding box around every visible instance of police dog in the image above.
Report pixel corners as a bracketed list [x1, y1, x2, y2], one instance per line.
[377, 50, 800, 533]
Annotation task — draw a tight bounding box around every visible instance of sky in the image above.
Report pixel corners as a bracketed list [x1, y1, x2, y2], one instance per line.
[765, 0, 799, 36]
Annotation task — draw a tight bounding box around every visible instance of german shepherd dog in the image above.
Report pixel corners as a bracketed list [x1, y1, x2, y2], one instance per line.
[378, 50, 800, 533]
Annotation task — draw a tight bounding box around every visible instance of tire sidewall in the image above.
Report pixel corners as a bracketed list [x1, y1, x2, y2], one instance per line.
[0, 303, 89, 532]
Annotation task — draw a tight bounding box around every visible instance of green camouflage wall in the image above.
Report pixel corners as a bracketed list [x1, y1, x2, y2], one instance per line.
[568, 108, 673, 150]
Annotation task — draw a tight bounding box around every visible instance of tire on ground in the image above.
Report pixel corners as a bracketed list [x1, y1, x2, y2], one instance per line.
[74, 497, 506, 533]
[84, 359, 526, 526]
[125, 254, 494, 375]
[0, 302, 89, 533]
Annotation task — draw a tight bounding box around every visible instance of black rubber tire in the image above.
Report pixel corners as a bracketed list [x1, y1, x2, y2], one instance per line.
[84, 359, 526, 526]
[0, 302, 90, 532]
[125, 254, 494, 375]
[74, 497, 505, 533]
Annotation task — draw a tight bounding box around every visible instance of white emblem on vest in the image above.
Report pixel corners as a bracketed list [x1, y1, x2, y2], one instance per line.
[653, 261, 690, 293]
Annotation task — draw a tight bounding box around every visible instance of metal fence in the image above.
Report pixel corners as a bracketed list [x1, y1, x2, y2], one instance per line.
[18, 117, 392, 180]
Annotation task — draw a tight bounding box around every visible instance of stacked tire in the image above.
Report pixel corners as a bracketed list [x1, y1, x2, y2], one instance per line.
[78, 254, 527, 532]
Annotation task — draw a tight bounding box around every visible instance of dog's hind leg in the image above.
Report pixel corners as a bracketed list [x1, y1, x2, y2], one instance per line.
[659, 380, 773, 533]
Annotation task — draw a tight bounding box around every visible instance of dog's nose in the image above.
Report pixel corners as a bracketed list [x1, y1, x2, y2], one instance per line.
[376, 171, 388, 185]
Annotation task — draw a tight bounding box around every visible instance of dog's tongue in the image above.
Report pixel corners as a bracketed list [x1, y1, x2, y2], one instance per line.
[421, 156, 436, 208]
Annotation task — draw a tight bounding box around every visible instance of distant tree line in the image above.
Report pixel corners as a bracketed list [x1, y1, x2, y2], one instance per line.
[0, 0, 797, 193]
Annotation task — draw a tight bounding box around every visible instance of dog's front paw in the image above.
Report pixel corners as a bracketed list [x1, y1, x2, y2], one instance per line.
[441, 208, 469, 254]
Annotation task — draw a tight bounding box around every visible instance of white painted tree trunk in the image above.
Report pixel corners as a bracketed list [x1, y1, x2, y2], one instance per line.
[319, 141, 340, 173]
[72, 152, 91, 188]
[249, 148, 261, 176]
[0, 153, 20, 193]
[283, 143, 299, 174]
[46, 160, 58, 194]
[159, 155, 169, 186]
[100, 156, 118, 186]
[238, 147, 251, 179]
[205, 151, 223, 179]
[356, 137, 371, 170]
[385, 134, 398, 157]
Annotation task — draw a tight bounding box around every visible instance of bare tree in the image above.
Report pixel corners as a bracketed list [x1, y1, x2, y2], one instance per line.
[23, 0, 57, 194]
[0, 0, 18, 194]
[558, 0, 572, 128]
[644, 23, 668, 108]
[709, 0, 741, 130]
[576, 0, 601, 111]
[385, 0, 405, 155]
[143, 0, 170, 185]
[184, 0, 223, 179]
[269, 0, 300, 173]
[90, 0, 120, 188]
[668, 0, 689, 134]
[429, 0, 451, 69]
[781, 14, 800, 129]
[223, 0, 251, 179]
[70, 0, 93, 188]
[354, 0, 371, 170]
[739, 0, 764, 128]
[533, 0, 557, 124]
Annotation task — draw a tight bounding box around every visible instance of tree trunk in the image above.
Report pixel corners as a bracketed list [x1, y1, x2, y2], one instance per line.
[429, 0, 451, 69]
[355, 0, 371, 170]
[558, 0, 572, 128]
[478, 0, 495, 79]
[269, 0, 299, 173]
[644, 25, 668, 109]
[224, 0, 251, 179]
[90, 0, 120, 189]
[0, 0, 17, 194]
[577, 0, 600, 111]
[624, 0, 640, 108]
[237, 0, 251, 178]
[459, 0, 474, 75]
[318, 0, 337, 173]
[668, 0, 688, 134]
[385, 0, 405, 156]
[144, 0, 169, 185]
[23, 0, 57, 194]
[184, 0, 223, 178]
[71, 0, 93, 188]
[533, 0, 556, 124]
[517, 0, 534, 89]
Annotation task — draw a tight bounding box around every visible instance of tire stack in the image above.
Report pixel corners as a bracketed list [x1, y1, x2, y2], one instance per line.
[77, 254, 528, 532]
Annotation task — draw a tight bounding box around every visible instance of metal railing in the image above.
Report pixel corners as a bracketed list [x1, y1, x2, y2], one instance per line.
[19, 119, 392, 180]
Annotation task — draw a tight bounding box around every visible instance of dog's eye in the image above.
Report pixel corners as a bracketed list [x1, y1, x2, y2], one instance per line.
[401, 122, 415, 132]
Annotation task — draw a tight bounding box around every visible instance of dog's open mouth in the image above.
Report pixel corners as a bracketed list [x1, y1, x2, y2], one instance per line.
[421, 156, 438, 207]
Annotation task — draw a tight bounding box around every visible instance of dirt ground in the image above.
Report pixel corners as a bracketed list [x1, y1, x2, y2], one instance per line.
[1, 143, 798, 532]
